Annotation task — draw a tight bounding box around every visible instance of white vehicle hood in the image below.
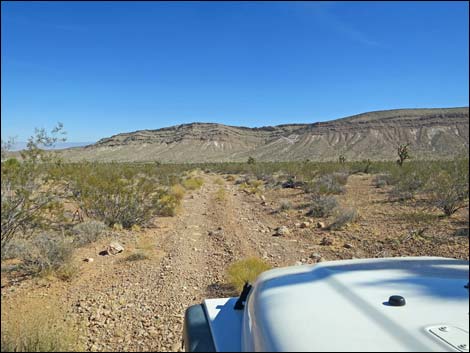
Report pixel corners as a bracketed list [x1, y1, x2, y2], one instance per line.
[205, 257, 469, 352]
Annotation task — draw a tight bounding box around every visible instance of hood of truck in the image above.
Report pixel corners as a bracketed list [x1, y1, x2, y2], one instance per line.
[204, 257, 469, 352]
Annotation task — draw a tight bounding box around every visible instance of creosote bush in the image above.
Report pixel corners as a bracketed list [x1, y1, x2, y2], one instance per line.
[426, 159, 469, 216]
[63, 164, 163, 228]
[1, 124, 66, 255]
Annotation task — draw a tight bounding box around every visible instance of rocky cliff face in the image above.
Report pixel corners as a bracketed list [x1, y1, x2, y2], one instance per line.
[60, 107, 469, 162]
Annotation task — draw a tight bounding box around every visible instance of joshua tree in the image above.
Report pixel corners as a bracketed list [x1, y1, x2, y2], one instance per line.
[397, 143, 410, 167]
[339, 154, 346, 164]
[247, 156, 256, 164]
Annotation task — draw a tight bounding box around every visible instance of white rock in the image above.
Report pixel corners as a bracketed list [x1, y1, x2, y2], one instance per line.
[107, 242, 124, 255]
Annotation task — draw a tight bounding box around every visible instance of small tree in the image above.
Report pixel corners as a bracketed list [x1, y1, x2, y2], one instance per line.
[247, 156, 256, 164]
[338, 154, 346, 164]
[397, 143, 410, 167]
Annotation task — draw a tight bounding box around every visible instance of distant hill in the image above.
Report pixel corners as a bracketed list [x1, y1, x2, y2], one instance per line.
[58, 107, 469, 162]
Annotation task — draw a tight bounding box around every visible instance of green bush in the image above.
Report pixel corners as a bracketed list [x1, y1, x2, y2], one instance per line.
[426, 159, 469, 216]
[63, 164, 162, 228]
[1, 136, 66, 256]
[156, 193, 180, 216]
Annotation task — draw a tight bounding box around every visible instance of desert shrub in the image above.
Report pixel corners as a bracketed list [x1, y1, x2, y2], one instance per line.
[328, 208, 358, 230]
[71, 220, 108, 247]
[156, 193, 180, 217]
[304, 173, 346, 195]
[55, 262, 79, 282]
[1, 238, 31, 260]
[373, 174, 391, 188]
[182, 176, 204, 190]
[1, 296, 82, 352]
[389, 168, 429, 201]
[280, 200, 292, 211]
[226, 257, 271, 292]
[1, 125, 66, 255]
[307, 195, 339, 217]
[426, 159, 469, 216]
[350, 159, 372, 174]
[17, 233, 75, 276]
[64, 165, 162, 228]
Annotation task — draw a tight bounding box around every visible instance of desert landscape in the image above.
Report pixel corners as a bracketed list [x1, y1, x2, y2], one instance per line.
[2, 1, 469, 350]
[1, 116, 468, 350]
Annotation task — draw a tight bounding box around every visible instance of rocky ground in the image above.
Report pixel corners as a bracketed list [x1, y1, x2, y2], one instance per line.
[1, 172, 468, 351]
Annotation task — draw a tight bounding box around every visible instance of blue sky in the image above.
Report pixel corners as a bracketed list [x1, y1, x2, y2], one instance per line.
[1, 1, 469, 142]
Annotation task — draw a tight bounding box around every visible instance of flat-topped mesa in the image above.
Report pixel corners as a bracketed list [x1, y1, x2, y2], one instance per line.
[93, 122, 310, 147]
[66, 107, 469, 162]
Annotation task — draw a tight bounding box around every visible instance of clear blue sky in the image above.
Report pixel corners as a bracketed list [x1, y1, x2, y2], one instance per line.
[2, 1, 469, 142]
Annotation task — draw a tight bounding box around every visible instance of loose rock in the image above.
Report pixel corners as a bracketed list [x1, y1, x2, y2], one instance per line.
[320, 237, 333, 246]
[274, 226, 290, 236]
[107, 242, 125, 255]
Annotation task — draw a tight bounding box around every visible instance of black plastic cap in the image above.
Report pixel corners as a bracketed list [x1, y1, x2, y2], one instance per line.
[388, 295, 406, 306]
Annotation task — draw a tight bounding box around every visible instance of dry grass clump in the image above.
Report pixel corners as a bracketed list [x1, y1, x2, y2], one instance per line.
[239, 179, 264, 195]
[124, 252, 149, 262]
[279, 200, 292, 211]
[214, 177, 225, 185]
[1, 296, 83, 352]
[215, 188, 226, 201]
[328, 208, 358, 230]
[182, 177, 204, 190]
[71, 220, 108, 247]
[226, 257, 271, 292]
[124, 236, 154, 262]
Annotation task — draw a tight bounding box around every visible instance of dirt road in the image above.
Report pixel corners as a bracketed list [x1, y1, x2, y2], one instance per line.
[66, 173, 307, 351]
